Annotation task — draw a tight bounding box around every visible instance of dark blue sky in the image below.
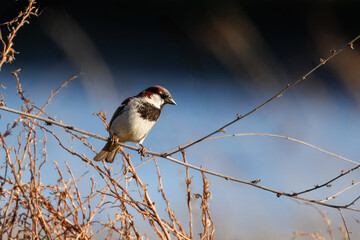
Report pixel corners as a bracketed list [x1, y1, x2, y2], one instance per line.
[2, 0, 360, 87]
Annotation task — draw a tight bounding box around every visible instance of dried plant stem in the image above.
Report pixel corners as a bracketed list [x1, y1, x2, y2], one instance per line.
[200, 170, 214, 240]
[339, 209, 351, 240]
[2, 18, 360, 237]
[0, 0, 38, 69]
[119, 147, 171, 240]
[38, 75, 78, 113]
[181, 149, 193, 240]
[0, 105, 106, 141]
[317, 208, 334, 240]
[154, 159, 188, 239]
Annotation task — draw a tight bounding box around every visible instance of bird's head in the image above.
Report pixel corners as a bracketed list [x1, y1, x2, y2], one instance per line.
[138, 86, 176, 109]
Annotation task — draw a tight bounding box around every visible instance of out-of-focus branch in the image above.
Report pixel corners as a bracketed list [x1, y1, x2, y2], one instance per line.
[339, 209, 351, 240]
[166, 34, 360, 156]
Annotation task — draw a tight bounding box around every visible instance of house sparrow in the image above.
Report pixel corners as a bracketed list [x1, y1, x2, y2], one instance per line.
[94, 86, 176, 163]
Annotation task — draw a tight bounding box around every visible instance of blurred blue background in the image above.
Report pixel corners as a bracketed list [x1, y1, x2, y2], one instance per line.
[1, 0, 360, 239]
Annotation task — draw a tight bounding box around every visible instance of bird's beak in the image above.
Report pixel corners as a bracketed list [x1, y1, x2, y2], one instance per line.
[166, 98, 176, 105]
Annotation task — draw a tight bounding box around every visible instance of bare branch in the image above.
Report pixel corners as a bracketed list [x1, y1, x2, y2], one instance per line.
[2, 104, 360, 212]
[166, 34, 360, 156]
[321, 181, 360, 203]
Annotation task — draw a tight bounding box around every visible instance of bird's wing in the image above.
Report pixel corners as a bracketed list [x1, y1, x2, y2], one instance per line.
[108, 105, 125, 131]
[108, 97, 134, 130]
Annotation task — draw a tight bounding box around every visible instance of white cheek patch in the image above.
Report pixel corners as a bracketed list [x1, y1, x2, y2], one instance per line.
[145, 94, 162, 109]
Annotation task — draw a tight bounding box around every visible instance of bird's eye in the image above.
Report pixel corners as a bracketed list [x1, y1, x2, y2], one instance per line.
[161, 93, 169, 99]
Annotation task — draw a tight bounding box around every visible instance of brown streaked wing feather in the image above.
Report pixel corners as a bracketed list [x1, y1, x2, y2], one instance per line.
[108, 97, 134, 130]
[108, 106, 124, 130]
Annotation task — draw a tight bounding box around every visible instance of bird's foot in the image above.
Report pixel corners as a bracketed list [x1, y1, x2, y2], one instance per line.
[111, 135, 120, 144]
[138, 144, 148, 159]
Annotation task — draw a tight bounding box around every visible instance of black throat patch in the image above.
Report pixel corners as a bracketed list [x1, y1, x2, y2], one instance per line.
[137, 102, 161, 121]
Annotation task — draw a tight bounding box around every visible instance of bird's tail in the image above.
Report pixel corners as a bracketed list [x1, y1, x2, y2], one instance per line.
[93, 141, 120, 163]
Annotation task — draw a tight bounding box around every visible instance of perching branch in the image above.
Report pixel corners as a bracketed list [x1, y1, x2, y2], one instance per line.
[1, 104, 360, 212]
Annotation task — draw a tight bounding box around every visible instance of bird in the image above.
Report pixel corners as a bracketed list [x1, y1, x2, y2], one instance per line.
[93, 85, 176, 163]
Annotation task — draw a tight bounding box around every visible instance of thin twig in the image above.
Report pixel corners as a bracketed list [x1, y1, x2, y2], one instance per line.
[294, 165, 360, 196]
[2, 105, 360, 212]
[0, 105, 106, 141]
[154, 158, 188, 239]
[321, 181, 360, 203]
[118, 147, 171, 240]
[166, 34, 360, 157]
[187, 133, 359, 165]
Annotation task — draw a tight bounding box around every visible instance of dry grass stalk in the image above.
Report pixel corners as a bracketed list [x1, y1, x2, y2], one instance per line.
[339, 209, 351, 240]
[153, 158, 188, 239]
[181, 149, 193, 240]
[199, 170, 214, 240]
[292, 204, 352, 240]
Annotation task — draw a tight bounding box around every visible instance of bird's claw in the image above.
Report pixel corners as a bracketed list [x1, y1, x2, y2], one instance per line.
[111, 135, 120, 144]
[138, 144, 148, 159]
